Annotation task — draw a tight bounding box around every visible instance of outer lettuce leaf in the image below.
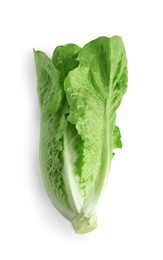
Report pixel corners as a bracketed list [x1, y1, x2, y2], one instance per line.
[34, 36, 128, 233]
[34, 44, 81, 220]
[64, 36, 127, 216]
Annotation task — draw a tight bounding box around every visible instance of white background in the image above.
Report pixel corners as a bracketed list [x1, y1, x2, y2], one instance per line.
[0, 0, 163, 259]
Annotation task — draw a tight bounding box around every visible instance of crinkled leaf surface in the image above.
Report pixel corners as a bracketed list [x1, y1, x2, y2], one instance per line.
[34, 44, 81, 220]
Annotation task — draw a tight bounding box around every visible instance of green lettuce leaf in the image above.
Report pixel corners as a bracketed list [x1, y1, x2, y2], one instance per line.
[34, 44, 81, 220]
[34, 36, 128, 233]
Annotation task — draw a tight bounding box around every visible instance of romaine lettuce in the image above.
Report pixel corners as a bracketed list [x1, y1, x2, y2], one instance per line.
[34, 36, 128, 233]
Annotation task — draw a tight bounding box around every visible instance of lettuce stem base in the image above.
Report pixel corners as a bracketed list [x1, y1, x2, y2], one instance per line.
[72, 213, 97, 234]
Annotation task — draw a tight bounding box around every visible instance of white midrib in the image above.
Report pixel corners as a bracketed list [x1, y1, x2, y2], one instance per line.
[84, 43, 114, 214]
[62, 132, 84, 214]
[84, 97, 112, 214]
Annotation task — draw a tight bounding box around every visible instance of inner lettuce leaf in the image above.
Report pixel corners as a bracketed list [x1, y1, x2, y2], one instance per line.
[34, 36, 128, 233]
